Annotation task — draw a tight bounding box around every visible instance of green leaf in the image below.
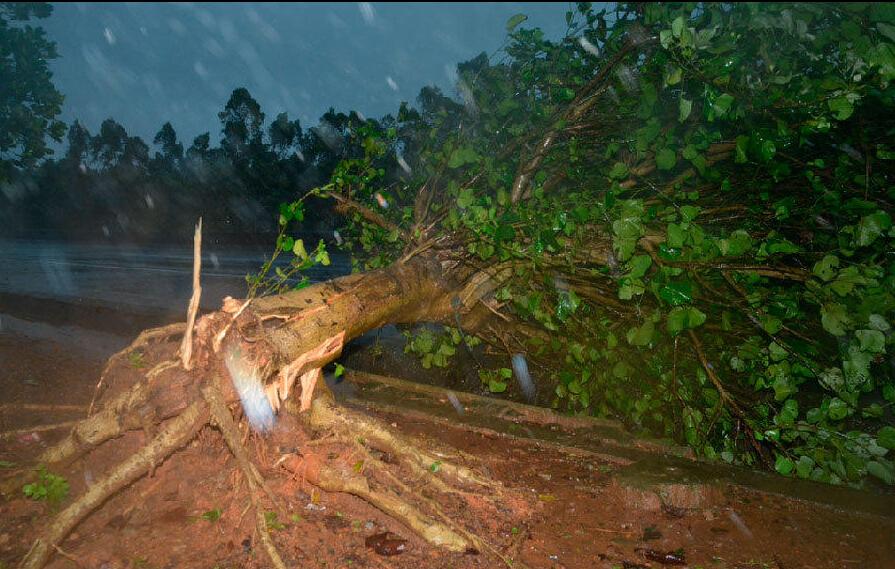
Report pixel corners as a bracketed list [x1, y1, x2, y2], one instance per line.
[869, 314, 891, 332]
[489, 379, 507, 393]
[856, 329, 886, 354]
[656, 148, 677, 170]
[855, 211, 892, 247]
[448, 146, 479, 168]
[671, 16, 685, 38]
[819, 367, 845, 393]
[608, 161, 629, 180]
[821, 303, 850, 336]
[712, 93, 735, 116]
[828, 397, 849, 421]
[828, 96, 854, 121]
[666, 306, 707, 335]
[760, 315, 783, 335]
[506, 13, 528, 32]
[796, 456, 815, 479]
[775, 455, 795, 476]
[679, 97, 692, 122]
[719, 230, 753, 256]
[293, 239, 308, 261]
[659, 281, 693, 306]
[628, 319, 655, 347]
[334, 363, 345, 378]
[878, 426, 895, 451]
[679, 205, 700, 223]
[667, 223, 685, 248]
[867, 460, 895, 484]
[813, 255, 839, 281]
[627, 255, 652, 278]
[457, 187, 475, 208]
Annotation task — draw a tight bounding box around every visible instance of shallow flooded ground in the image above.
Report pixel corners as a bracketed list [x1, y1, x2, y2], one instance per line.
[2, 287, 893, 569]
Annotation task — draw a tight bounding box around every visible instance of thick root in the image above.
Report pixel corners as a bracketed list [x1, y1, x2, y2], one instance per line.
[38, 380, 151, 466]
[307, 397, 494, 489]
[291, 395, 525, 567]
[19, 400, 208, 569]
[309, 462, 471, 552]
[204, 381, 286, 569]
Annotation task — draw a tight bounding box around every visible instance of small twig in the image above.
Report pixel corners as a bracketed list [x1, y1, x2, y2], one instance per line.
[180, 218, 203, 371]
[328, 191, 409, 241]
[0, 404, 85, 413]
[52, 544, 86, 568]
[688, 330, 773, 469]
[0, 421, 79, 440]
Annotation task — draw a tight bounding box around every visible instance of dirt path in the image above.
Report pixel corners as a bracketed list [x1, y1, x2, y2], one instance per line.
[1, 301, 894, 569]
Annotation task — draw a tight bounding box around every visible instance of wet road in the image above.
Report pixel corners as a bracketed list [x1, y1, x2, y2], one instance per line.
[0, 238, 348, 314]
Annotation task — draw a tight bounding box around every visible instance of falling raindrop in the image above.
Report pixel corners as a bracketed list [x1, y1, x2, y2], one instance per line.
[446, 392, 465, 415]
[358, 2, 375, 25]
[512, 354, 536, 403]
[578, 36, 599, 56]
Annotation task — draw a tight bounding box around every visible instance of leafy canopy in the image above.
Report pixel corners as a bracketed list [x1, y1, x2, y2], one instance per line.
[265, 3, 895, 488]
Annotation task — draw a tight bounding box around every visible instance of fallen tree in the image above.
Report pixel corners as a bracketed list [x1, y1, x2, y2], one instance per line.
[7, 3, 895, 567]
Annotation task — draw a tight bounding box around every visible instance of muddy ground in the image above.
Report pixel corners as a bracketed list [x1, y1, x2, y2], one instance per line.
[1, 294, 894, 569]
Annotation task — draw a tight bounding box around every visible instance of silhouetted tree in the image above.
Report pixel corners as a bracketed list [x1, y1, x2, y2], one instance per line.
[0, 2, 65, 181]
[153, 122, 183, 162]
[219, 87, 265, 164]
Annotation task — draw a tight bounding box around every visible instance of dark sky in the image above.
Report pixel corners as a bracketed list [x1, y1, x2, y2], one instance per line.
[43, 2, 571, 147]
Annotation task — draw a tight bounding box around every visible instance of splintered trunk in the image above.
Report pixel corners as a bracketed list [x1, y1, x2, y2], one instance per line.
[251, 255, 456, 362]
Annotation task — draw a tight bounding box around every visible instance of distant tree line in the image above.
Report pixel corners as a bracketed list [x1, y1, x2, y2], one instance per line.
[1, 84, 456, 244]
[0, 0, 468, 245]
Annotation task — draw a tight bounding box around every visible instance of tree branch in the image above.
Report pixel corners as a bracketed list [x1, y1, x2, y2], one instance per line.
[327, 192, 409, 241]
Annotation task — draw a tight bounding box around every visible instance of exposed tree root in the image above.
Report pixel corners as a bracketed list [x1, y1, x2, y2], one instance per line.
[306, 459, 471, 551]
[86, 322, 186, 417]
[9, 243, 531, 568]
[307, 396, 494, 489]
[287, 395, 526, 567]
[19, 400, 208, 569]
[38, 379, 152, 467]
[204, 380, 287, 569]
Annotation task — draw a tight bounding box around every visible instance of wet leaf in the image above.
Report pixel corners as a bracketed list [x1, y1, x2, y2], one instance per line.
[506, 13, 528, 32]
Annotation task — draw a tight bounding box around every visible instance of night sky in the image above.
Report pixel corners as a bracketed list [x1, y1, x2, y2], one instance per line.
[43, 3, 571, 146]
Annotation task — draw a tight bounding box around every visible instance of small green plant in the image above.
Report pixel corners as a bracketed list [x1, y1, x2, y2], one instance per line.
[264, 511, 285, 531]
[128, 350, 146, 369]
[200, 508, 222, 522]
[23, 467, 69, 508]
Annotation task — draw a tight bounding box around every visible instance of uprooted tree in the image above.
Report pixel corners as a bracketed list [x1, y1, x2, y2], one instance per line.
[8, 3, 895, 567]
